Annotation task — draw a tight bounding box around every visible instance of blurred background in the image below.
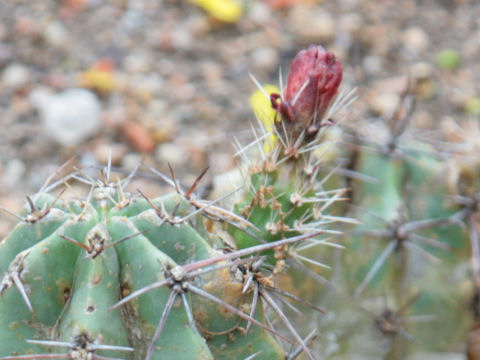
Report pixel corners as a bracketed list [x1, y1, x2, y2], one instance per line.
[0, 0, 479, 237]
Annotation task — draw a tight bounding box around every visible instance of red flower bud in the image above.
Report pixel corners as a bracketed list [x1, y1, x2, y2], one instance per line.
[271, 45, 342, 137]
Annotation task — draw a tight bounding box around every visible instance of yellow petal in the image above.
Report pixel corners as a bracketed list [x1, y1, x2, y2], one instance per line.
[249, 84, 280, 153]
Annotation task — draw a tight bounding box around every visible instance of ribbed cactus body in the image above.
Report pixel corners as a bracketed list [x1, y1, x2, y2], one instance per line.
[0, 181, 285, 359]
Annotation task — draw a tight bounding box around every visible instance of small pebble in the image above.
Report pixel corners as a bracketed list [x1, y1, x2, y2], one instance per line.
[363, 56, 383, 75]
[410, 62, 433, 79]
[250, 46, 279, 72]
[94, 142, 129, 166]
[401, 26, 429, 55]
[121, 120, 156, 153]
[14, 17, 40, 38]
[155, 142, 188, 168]
[123, 52, 151, 73]
[211, 168, 243, 201]
[247, 2, 271, 23]
[338, 13, 363, 34]
[367, 93, 400, 115]
[288, 5, 335, 44]
[122, 153, 144, 172]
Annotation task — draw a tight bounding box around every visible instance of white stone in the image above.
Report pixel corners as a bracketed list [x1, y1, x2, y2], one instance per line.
[37, 89, 102, 147]
[2, 63, 30, 88]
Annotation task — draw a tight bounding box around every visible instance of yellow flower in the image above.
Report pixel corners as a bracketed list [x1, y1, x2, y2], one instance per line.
[249, 84, 280, 153]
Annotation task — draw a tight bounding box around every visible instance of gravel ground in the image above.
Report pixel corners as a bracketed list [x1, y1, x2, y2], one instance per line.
[0, 0, 479, 234]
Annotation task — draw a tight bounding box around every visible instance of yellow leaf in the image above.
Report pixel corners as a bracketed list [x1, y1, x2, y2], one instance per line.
[80, 70, 115, 92]
[79, 58, 115, 93]
[191, 0, 243, 23]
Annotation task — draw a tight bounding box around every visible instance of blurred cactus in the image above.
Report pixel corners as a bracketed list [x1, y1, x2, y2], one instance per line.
[315, 90, 473, 358]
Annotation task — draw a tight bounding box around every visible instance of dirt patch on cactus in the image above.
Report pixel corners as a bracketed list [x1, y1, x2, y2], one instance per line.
[192, 266, 251, 336]
[60, 284, 71, 305]
[202, 267, 246, 314]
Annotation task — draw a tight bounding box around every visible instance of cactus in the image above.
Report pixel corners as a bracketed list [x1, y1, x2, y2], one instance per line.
[0, 163, 327, 359]
[4, 42, 479, 360]
[0, 44, 349, 360]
